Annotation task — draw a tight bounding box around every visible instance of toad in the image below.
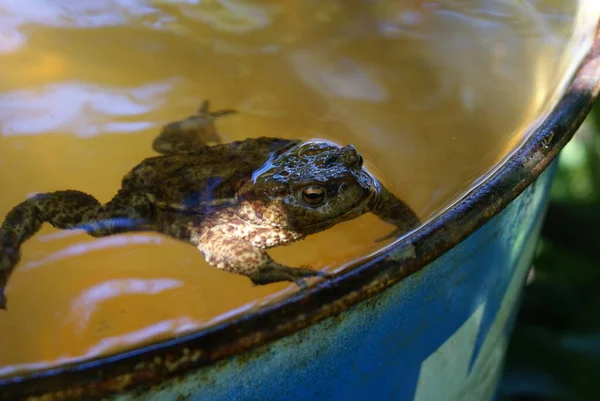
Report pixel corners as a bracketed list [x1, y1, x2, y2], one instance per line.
[0, 100, 419, 309]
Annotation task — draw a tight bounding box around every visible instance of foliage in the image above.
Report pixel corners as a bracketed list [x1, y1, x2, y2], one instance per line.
[500, 103, 600, 401]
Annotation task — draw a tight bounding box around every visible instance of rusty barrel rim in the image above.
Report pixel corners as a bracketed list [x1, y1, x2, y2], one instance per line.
[3, 29, 600, 401]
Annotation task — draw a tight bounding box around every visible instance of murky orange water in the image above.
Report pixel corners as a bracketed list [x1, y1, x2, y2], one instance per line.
[0, 0, 597, 377]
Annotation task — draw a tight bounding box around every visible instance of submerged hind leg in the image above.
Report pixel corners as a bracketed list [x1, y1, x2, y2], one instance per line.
[152, 99, 237, 154]
[0, 189, 153, 309]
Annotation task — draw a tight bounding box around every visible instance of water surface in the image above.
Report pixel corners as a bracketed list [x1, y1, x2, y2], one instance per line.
[0, 0, 597, 377]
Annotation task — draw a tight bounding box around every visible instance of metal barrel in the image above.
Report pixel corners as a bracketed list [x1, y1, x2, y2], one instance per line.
[2, 26, 600, 401]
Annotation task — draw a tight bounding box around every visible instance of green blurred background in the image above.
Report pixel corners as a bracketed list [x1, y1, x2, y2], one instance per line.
[500, 102, 600, 401]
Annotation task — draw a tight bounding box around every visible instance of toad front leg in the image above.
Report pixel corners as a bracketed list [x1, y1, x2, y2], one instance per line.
[370, 182, 420, 242]
[193, 229, 327, 289]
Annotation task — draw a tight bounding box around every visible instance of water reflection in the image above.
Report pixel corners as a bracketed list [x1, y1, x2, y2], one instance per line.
[67, 278, 183, 328]
[0, 81, 173, 137]
[0, 317, 197, 378]
[290, 51, 388, 102]
[1, 0, 166, 30]
[168, 0, 278, 33]
[1, 0, 282, 40]
[23, 235, 163, 269]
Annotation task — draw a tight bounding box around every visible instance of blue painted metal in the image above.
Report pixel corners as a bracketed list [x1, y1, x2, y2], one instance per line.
[110, 163, 557, 401]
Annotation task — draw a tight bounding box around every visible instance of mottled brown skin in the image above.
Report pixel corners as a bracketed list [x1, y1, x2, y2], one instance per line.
[0, 100, 419, 309]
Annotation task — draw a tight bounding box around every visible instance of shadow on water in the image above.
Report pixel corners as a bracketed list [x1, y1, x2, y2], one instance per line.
[499, 102, 600, 401]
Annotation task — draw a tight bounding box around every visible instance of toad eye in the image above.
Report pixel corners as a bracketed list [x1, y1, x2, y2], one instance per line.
[301, 186, 326, 206]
